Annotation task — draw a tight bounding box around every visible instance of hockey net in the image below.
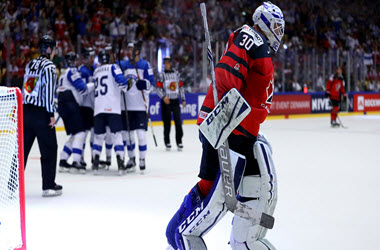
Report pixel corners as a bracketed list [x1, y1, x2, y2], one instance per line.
[0, 87, 26, 250]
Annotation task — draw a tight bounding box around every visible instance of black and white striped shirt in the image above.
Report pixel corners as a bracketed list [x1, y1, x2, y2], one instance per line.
[156, 69, 185, 101]
[22, 56, 57, 114]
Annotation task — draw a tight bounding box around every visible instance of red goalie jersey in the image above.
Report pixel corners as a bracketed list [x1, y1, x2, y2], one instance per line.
[197, 25, 274, 138]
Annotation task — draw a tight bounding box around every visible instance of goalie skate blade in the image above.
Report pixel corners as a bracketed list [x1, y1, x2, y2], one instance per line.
[259, 213, 275, 229]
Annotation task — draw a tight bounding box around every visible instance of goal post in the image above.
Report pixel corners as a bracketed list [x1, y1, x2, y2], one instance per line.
[0, 87, 26, 250]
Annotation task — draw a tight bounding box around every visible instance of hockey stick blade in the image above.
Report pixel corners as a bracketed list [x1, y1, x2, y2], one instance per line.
[336, 115, 348, 129]
[234, 201, 275, 229]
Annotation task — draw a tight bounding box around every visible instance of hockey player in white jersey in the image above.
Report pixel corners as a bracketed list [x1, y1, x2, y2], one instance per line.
[92, 50, 128, 174]
[78, 47, 96, 167]
[57, 51, 92, 174]
[119, 42, 156, 172]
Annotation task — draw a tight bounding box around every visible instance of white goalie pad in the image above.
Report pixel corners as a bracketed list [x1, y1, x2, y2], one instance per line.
[199, 88, 251, 149]
[178, 150, 246, 250]
[230, 135, 277, 249]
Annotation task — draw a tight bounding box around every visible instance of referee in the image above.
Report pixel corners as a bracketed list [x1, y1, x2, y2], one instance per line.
[22, 35, 62, 197]
[156, 57, 186, 151]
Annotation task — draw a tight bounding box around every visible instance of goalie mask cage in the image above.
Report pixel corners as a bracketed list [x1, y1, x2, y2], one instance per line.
[0, 87, 26, 250]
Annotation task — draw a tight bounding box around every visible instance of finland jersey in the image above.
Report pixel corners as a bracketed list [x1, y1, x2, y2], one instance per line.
[93, 64, 127, 116]
[118, 59, 155, 111]
[57, 67, 87, 104]
[79, 64, 95, 109]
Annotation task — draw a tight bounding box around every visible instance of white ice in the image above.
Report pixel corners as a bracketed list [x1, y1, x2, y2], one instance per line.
[23, 114, 380, 250]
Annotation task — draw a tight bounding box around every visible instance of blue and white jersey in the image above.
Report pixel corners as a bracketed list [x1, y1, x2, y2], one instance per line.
[119, 58, 156, 111]
[93, 63, 128, 116]
[57, 67, 87, 105]
[79, 64, 95, 109]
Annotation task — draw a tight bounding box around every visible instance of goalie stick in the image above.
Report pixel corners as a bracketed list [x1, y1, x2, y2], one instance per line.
[200, 3, 274, 229]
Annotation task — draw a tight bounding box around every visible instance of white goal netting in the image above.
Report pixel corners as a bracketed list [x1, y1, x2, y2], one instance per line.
[0, 87, 23, 250]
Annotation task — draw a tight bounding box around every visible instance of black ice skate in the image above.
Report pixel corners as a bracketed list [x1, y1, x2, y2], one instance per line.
[92, 155, 100, 174]
[177, 143, 184, 151]
[117, 155, 125, 176]
[165, 143, 172, 151]
[331, 120, 340, 127]
[100, 156, 111, 170]
[42, 184, 63, 197]
[139, 158, 146, 172]
[59, 159, 71, 173]
[70, 161, 86, 174]
[125, 157, 136, 173]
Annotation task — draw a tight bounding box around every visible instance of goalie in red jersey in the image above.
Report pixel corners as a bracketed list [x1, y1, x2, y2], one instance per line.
[326, 67, 347, 127]
[166, 2, 284, 250]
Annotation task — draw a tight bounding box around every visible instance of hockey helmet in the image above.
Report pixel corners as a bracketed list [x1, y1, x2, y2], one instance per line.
[98, 50, 110, 65]
[83, 47, 95, 58]
[65, 51, 77, 67]
[39, 35, 56, 55]
[252, 2, 285, 53]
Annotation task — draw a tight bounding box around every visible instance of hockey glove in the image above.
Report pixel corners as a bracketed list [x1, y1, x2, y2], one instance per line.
[136, 79, 150, 90]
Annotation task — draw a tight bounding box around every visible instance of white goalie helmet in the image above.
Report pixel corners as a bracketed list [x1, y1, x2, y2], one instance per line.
[252, 1, 285, 53]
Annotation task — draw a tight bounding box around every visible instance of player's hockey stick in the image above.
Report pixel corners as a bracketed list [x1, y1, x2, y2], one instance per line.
[336, 114, 348, 129]
[200, 3, 274, 229]
[53, 115, 60, 127]
[117, 38, 133, 149]
[131, 43, 158, 147]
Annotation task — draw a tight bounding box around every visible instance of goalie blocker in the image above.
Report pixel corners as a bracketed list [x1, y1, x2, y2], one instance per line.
[199, 88, 251, 150]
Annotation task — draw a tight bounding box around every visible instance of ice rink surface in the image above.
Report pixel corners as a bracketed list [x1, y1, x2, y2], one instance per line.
[24, 114, 380, 250]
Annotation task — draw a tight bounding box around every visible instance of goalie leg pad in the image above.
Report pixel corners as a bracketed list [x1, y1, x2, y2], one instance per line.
[165, 175, 226, 250]
[231, 137, 277, 249]
[230, 236, 276, 250]
[166, 150, 246, 250]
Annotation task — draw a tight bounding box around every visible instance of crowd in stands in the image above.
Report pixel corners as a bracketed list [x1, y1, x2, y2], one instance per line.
[1, 0, 379, 92]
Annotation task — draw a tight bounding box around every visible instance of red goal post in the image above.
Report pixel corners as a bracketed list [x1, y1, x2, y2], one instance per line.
[0, 87, 26, 250]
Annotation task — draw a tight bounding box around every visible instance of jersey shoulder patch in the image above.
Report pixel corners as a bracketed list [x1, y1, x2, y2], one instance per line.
[70, 70, 82, 82]
[112, 64, 123, 75]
